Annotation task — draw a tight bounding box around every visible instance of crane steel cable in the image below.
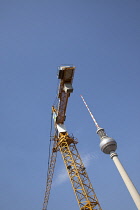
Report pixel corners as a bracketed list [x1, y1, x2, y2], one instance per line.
[48, 79, 59, 168]
[52, 74, 59, 108]
[47, 112, 53, 171]
[42, 76, 59, 210]
[42, 101, 58, 210]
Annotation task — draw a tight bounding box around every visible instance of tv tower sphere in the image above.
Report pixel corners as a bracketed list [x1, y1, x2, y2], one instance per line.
[96, 127, 117, 154]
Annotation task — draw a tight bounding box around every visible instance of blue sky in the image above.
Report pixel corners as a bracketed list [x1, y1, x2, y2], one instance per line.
[0, 1, 140, 210]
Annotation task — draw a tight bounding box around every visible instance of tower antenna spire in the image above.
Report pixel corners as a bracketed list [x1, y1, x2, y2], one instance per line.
[80, 95, 99, 129]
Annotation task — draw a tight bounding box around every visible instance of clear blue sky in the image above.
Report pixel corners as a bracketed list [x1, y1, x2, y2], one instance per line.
[0, 1, 140, 210]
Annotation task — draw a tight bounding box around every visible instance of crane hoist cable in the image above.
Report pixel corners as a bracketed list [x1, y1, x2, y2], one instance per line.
[47, 80, 59, 169]
[47, 112, 53, 170]
[42, 65, 102, 210]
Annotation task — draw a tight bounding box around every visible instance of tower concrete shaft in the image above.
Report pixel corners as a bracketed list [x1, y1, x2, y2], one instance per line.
[110, 152, 140, 210]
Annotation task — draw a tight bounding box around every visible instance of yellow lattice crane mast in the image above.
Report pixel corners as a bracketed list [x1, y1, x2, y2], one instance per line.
[42, 66, 102, 210]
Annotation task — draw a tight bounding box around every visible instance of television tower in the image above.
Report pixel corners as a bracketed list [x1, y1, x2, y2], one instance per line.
[81, 95, 140, 210]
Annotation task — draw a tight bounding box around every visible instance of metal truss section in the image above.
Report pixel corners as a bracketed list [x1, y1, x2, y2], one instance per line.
[42, 139, 57, 210]
[59, 134, 102, 210]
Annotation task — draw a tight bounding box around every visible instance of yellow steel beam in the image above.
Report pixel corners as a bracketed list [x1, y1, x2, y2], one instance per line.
[58, 133, 102, 210]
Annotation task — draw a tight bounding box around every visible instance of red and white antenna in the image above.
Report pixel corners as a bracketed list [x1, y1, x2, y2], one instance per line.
[80, 95, 100, 129]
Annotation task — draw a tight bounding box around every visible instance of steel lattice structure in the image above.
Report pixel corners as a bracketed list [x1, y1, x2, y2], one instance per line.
[59, 133, 101, 210]
[42, 66, 102, 210]
[42, 139, 57, 210]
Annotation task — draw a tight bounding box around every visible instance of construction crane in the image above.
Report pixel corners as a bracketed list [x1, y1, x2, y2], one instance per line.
[42, 66, 102, 210]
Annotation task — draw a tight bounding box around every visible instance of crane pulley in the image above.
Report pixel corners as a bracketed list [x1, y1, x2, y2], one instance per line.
[42, 66, 102, 210]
